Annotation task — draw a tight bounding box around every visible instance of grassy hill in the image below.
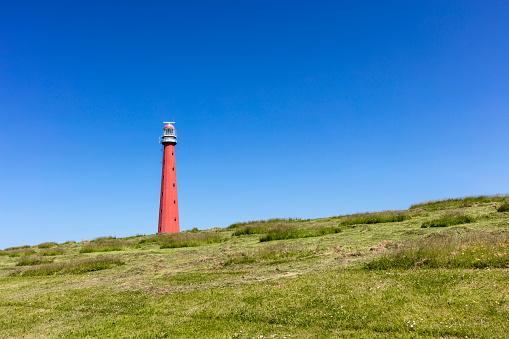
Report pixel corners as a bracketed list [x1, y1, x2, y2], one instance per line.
[1, 196, 509, 338]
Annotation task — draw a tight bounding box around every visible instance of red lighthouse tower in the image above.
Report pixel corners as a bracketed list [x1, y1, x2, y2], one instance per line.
[158, 122, 179, 233]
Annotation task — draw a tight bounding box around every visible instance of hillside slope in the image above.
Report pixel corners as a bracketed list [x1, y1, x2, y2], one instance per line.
[1, 196, 509, 338]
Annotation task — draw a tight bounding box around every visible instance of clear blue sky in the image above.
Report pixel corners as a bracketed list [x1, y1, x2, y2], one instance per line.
[1, 1, 508, 249]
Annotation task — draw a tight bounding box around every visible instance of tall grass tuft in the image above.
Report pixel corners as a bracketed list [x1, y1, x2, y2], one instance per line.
[37, 242, 58, 249]
[80, 238, 138, 253]
[410, 195, 509, 210]
[6, 249, 37, 257]
[259, 225, 341, 242]
[497, 203, 509, 212]
[340, 213, 411, 226]
[40, 248, 65, 256]
[159, 232, 228, 249]
[11, 256, 124, 276]
[138, 233, 174, 244]
[365, 231, 509, 270]
[232, 225, 269, 236]
[16, 256, 54, 266]
[4, 245, 30, 251]
[227, 218, 297, 230]
[421, 213, 476, 228]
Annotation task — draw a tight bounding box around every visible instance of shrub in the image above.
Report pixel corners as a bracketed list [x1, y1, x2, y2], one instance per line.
[497, 203, 509, 212]
[37, 242, 58, 249]
[40, 248, 65, 256]
[12, 256, 124, 276]
[410, 195, 509, 210]
[421, 214, 476, 228]
[365, 231, 509, 270]
[16, 256, 54, 266]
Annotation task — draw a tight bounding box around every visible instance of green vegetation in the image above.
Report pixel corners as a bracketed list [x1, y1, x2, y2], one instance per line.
[37, 241, 58, 248]
[1, 195, 509, 338]
[232, 225, 268, 236]
[260, 225, 341, 242]
[339, 212, 411, 226]
[410, 194, 509, 210]
[223, 243, 315, 266]
[16, 256, 54, 266]
[11, 256, 123, 277]
[159, 231, 228, 248]
[228, 218, 299, 229]
[497, 203, 509, 212]
[80, 238, 138, 253]
[421, 213, 476, 228]
[40, 247, 65, 256]
[4, 245, 30, 250]
[365, 230, 509, 270]
[5, 249, 36, 257]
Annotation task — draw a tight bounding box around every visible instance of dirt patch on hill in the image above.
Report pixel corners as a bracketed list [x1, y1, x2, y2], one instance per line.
[369, 241, 392, 252]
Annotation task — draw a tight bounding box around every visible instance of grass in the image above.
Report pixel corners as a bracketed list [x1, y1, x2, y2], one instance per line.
[80, 238, 138, 253]
[421, 213, 476, 228]
[232, 225, 269, 236]
[365, 230, 509, 270]
[259, 225, 341, 242]
[1, 195, 509, 338]
[37, 242, 58, 249]
[159, 231, 228, 248]
[4, 245, 30, 250]
[40, 248, 65, 256]
[339, 212, 411, 226]
[5, 249, 37, 257]
[16, 256, 54, 266]
[497, 203, 509, 212]
[227, 218, 298, 229]
[223, 243, 315, 266]
[10, 256, 124, 276]
[410, 194, 509, 210]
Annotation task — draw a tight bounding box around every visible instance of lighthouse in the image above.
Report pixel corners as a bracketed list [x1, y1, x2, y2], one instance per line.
[158, 122, 179, 233]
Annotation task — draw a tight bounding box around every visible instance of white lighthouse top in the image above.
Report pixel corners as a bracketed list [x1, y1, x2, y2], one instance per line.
[161, 121, 177, 144]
